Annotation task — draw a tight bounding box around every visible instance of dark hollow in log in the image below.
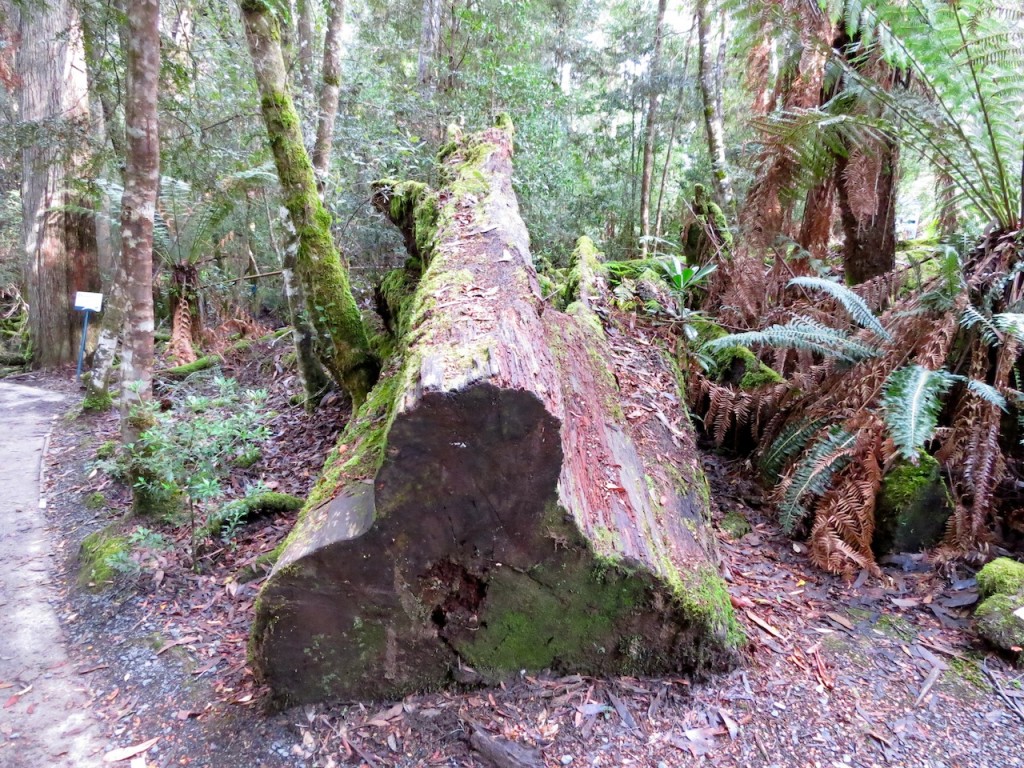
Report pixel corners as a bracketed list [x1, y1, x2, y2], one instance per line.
[250, 120, 742, 705]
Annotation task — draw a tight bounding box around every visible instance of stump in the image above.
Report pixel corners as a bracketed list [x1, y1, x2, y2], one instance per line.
[250, 120, 742, 704]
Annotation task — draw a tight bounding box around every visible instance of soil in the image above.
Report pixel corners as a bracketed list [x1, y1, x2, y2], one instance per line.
[2, 344, 1023, 768]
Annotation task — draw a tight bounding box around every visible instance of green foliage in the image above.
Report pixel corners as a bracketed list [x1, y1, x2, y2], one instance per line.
[777, 427, 858, 532]
[881, 366, 955, 461]
[98, 377, 271, 562]
[704, 318, 881, 363]
[787, 277, 890, 340]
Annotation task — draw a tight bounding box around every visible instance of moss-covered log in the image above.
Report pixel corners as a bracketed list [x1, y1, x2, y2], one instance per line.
[250, 120, 741, 705]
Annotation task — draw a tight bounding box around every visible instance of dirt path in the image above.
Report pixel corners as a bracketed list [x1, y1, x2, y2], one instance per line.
[0, 381, 107, 767]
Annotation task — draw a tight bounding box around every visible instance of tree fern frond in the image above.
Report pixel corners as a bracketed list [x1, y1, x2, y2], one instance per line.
[787, 276, 891, 340]
[704, 318, 882, 363]
[777, 427, 858, 533]
[761, 416, 831, 482]
[881, 365, 954, 460]
[961, 304, 1002, 345]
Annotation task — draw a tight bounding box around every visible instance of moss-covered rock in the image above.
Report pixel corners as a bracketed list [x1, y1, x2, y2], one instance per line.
[720, 509, 752, 539]
[872, 454, 952, 555]
[84, 492, 106, 510]
[977, 557, 1024, 599]
[78, 528, 129, 591]
[974, 592, 1024, 652]
[709, 344, 782, 389]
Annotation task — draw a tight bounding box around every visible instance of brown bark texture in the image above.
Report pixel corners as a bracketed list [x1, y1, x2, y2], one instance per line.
[835, 136, 898, 285]
[18, 0, 100, 367]
[311, 0, 345, 183]
[249, 122, 741, 705]
[119, 0, 161, 413]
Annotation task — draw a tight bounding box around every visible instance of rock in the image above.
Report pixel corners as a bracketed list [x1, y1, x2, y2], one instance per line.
[872, 454, 951, 555]
[974, 592, 1024, 652]
[976, 557, 1024, 599]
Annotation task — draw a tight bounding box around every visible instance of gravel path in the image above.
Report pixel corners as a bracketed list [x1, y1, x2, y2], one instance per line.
[0, 381, 107, 767]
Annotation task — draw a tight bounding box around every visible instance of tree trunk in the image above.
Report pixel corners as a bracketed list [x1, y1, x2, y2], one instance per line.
[311, 0, 345, 185]
[696, 0, 734, 217]
[638, 0, 667, 257]
[119, 0, 160, 428]
[241, 0, 377, 405]
[250, 121, 741, 705]
[835, 138, 898, 284]
[296, 0, 316, 104]
[417, 0, 441, 95]
[17, 0, 100, 368]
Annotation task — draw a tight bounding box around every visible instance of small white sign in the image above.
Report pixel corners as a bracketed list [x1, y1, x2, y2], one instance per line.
[74, 291, 103, 312]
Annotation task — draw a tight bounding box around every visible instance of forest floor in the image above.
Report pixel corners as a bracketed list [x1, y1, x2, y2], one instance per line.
[2, 338, 1024, 768]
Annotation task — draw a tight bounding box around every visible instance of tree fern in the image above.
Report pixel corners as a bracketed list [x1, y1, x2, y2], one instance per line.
[787, 276, 891, 340]
[881, 365, 954, 460]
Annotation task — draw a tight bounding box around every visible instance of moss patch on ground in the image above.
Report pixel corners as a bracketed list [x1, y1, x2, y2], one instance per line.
[78, 528, 129, 591]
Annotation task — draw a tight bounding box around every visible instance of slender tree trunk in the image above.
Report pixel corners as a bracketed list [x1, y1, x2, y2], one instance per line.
[696, 0, 735, 217]
[417, 0, 440, 95]
[296, 0, 316, 102]
[120, 0, 161, 431]
[241, 1, 377, 405]
[311, 0, 345, 184]
[17, 0, 100, 368]
[638, 0, 667, 257]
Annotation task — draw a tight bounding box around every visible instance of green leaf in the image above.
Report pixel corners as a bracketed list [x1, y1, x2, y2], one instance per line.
[881, 365, 955, 461]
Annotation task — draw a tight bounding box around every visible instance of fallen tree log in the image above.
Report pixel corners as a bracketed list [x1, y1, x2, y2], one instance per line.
[250, 119, 742, 704]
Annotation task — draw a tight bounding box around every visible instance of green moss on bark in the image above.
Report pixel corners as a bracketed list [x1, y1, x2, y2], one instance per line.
[243, 9, 377, 405]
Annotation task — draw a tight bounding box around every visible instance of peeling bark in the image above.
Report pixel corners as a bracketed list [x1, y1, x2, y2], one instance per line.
[250, 121, 741, 705]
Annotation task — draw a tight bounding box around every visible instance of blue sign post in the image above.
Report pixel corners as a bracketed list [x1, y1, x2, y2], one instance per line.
[74, 292, 103, 381]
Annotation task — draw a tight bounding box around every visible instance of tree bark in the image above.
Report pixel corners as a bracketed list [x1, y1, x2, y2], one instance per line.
[835, 138, 898, 284]
[638, 0, 667, 257]
[250, 121, 741, 705]
[241, 0, 377, 405]
[296, 0, 316, 102]
[119, 0, 160, 426]
[17, 0, 100, 368]
[417, 0, 441, 95]
[311, 0, 345, 184]
[696, 0, 734, 217]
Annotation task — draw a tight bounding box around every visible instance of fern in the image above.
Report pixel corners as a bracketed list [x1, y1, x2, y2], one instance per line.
[777, 427, 858, 532]
[787, 276, 891, 340]
[704, 317, 881, 363]
[760, 416, 831, 482]
[881, 365, 954, 460]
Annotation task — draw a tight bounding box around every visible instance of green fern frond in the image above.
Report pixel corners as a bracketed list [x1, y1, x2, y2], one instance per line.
[961, 305, 1003, 346]
[761, 416, 831, 482]
[787, 276, 891, 340]
[777, 427, 857, 532]
[993, 313, 1024, 343]
[881, 365, 954, 461]
[704, 318, 881, 363]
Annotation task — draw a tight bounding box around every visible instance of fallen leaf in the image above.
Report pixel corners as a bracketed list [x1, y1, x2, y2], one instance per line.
[825, 612, 854, 631]
[746, 610, 783, 639]
[103, 737, 160, 763]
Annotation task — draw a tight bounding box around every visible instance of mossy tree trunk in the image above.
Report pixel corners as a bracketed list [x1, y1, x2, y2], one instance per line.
[250, 120, 741, 706]
[240, 1, 377, 405]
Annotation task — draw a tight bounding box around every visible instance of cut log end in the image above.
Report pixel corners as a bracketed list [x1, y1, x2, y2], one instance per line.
[250, 122, 742, 705]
